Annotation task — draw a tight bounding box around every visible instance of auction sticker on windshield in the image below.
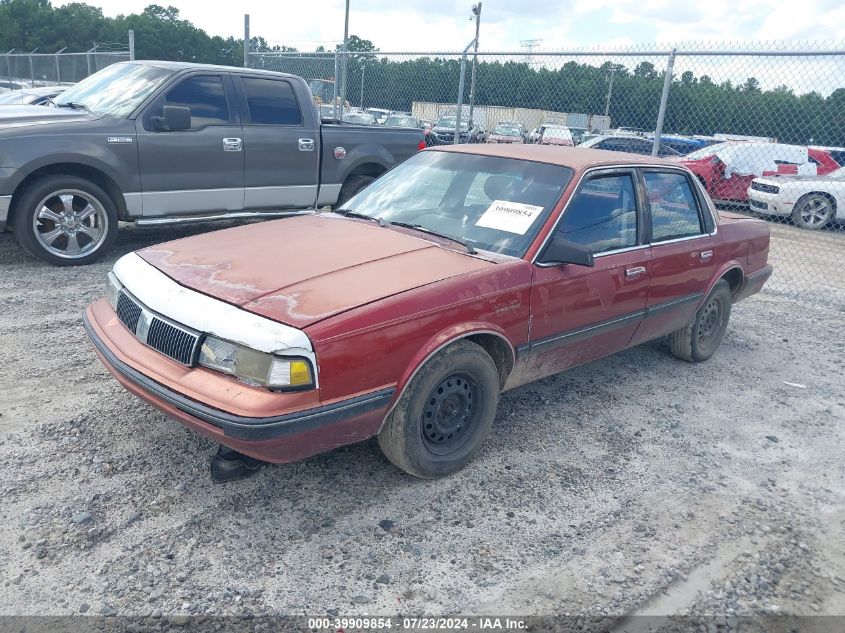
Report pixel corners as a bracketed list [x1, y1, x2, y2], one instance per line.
[475, 200, 544, 235]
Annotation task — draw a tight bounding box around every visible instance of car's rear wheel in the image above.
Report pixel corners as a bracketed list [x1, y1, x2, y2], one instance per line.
[791, 193, 835, 230]
[13, 175, 117, 266]
[377, 339, 500, 478]
[668, 280, 732, 363]
[335, 174, 375, 208]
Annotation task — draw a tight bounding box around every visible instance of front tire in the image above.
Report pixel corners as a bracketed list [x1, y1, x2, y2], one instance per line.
[13, 175, 118, 266]
[669, 280, 732, 363]
[378, 340, 500, 478]
[791, 193, 836, 230]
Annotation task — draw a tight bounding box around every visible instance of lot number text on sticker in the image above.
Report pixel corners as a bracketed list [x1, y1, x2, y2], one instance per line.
[475, 200, 544, 235]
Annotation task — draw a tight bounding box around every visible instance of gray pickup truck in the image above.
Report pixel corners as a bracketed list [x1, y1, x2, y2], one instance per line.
[0, 61, 423, 265]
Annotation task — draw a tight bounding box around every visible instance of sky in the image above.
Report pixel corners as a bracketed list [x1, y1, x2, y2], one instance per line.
[57, 0, 845, 53]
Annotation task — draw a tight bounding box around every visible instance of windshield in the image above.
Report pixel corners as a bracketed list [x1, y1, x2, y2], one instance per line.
[493, 125, 520, 136]
[343, 151, 573, 257]
[436, 118, 469, 130]
[684, 143, 731, 160]
[54, 63, 173, 117]
[384, 116, 417, 127]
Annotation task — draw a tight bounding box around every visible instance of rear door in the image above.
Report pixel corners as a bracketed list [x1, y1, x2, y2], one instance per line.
[136, 72, 244, 216]
[525, 169, 651, 381]
[234, 74, 319, 210]
[632, 168, 719, 344]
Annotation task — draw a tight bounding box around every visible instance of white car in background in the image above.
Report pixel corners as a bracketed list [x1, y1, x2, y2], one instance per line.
[748, 167, 845, 230]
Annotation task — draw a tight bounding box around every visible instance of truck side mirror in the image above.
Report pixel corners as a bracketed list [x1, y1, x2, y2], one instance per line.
[538, 235, 594, 267]
[152, 105, 192, 131]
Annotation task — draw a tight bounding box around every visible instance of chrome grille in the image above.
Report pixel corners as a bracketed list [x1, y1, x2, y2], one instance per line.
[751, 181, 779, 194]
[114, 290, 200, 366]
[116, 291, 142, 333]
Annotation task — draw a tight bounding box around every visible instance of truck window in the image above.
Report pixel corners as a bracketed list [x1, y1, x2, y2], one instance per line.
[242, 77, 302, 125]
[164, 75, 230, 128]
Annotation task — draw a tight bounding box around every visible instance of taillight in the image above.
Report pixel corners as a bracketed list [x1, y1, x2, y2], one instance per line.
[418, 140, 426, 151]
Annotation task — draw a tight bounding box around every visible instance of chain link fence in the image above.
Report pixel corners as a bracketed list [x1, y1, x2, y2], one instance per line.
[0, 50, 130, 88]
[263, 43, 840, 307]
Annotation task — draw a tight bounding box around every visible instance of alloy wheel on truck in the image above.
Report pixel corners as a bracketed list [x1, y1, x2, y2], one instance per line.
[13, 175, 118, 266]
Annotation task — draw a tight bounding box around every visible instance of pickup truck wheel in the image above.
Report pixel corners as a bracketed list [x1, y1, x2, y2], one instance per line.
[378, 339, 500, 478]
[14, 175, 117, 266]
[668, 280, 732, 363]
[335, 175, 375, 207]
[791, 193, 835, 230]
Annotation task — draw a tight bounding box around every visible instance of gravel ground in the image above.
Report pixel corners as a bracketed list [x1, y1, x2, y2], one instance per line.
[0, 220, 843, 630]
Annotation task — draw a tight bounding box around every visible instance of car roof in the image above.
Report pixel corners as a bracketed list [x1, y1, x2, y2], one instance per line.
[430, 144, 678, 169]
[124, 59, 301, 80]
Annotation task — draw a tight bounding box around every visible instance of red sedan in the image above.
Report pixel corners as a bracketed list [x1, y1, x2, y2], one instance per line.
[84, 146, 772, 478]
[681, 142, 839, 202]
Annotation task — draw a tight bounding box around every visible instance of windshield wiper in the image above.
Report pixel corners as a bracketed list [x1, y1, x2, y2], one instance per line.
[55, 101, 90, 112]
[389, 222, 476, 255]
[332, 208, 385, 226]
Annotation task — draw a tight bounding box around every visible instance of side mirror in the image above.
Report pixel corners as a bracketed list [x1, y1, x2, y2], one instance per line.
[152, 105, 191, 131]
[538, 235, 594, 267]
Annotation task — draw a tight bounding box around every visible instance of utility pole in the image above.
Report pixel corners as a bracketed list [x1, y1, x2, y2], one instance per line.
[468, 2, 481, 126]
[243, 14, 250, 68]
[128, 30, 135, 61]
[604, 65, 615, 117]
[339, 0, 350, 111]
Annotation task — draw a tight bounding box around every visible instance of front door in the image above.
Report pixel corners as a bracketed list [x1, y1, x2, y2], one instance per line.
[136, 73, 244, 216]
[525, 169, 651, 381]
[633, 169, 719, 344]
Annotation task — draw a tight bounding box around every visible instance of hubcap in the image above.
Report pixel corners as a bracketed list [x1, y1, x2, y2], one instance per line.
[32, 190, 108, 259]
[799, 197, 832, 227]
[697, 297, 722, 345]
[421, 372, 479, 455]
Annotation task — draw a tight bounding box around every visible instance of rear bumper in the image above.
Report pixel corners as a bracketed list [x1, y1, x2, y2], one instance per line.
[0, 194, 11, 231]
[83, 305, 394, 463]
[736, 264, 773, 302]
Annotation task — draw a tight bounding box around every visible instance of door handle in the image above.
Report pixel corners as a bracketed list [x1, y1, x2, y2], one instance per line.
[298, 138, 315, 152]
[625, 266, 646, 279]
[222, 137, 242, 152]
[699, 250, 714, 261]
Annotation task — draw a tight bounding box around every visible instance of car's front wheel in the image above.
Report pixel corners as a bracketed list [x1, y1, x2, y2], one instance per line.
[668, 280, 732, 363]
[791, 193, 836, 230]
[13, 175, 118, 266]
[378, 339, 500, 478]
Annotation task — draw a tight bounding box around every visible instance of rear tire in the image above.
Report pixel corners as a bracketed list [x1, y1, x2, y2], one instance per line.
[13, 175, 117, 266]
[335, 175, 375, 208]
[378, 340, 500, 478]
[669, 280, 732, 363]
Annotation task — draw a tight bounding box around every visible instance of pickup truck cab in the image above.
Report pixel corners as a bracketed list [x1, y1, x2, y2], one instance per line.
[84, 145, 772, 478]
[0, 61, 423, 265]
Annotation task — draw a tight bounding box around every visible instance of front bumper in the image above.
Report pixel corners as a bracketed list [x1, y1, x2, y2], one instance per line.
[747, 190, 793, 216]
[0, 194, 10, 231]
[83, 301, 395, 463]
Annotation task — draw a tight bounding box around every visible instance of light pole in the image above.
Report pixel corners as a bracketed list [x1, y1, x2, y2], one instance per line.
[339, 0, 350, 111]
[468, 3, 481, 126]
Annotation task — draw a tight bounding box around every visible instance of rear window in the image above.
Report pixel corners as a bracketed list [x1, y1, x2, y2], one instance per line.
[241, 77, 302, 125]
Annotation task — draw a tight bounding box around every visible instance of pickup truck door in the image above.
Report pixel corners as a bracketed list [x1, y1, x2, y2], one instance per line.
[135, 73, 244, 216]
[524, 169, 651, 381]
[233, 74, 319, 209]
[631, 168, 719, 344]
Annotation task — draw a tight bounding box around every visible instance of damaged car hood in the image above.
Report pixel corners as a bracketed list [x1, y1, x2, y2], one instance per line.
[138, 213, 494, 329]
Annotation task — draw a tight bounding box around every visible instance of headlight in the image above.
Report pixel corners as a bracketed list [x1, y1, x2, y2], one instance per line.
[107, 272, 122, 310]
[199, 335, 315, 390]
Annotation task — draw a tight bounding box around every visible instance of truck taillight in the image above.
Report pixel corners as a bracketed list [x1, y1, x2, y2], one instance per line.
[418, 140, 426, 151]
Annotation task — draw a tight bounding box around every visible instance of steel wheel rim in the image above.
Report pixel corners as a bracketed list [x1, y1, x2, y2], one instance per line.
[697, 296, 723, 346]
[32, 189, 108, 259]
[800, 198, 831, 227]
[421, 372, 480, 456]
